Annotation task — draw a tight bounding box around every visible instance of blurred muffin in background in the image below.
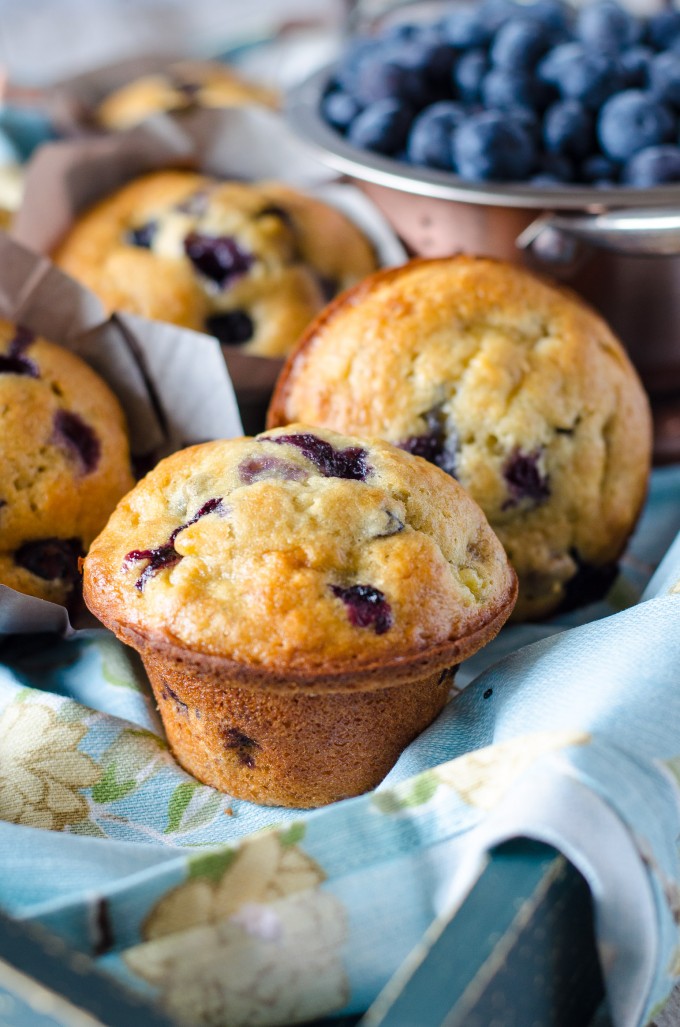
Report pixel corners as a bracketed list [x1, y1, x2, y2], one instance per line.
[97, 61, 278, 130]
[53, 169, 378, 357]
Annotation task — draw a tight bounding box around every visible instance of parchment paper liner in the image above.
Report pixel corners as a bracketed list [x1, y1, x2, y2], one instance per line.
[0, 233, 243, 636]
[12, 106, 407, 432]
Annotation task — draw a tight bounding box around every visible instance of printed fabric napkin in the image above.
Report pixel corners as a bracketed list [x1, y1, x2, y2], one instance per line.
[0, 465, 678, 1027]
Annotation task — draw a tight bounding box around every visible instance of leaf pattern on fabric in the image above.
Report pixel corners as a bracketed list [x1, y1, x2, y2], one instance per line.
[142, 828, 321, 940]
[125, 890, 348, 1027]
[92, 728, 168, 806]
[95, 635, 145, 691]
[435, 731, 590, 810]
[0, 700, 101, 830]
[372, 772, 439, 814]
[164, 782, 224, 835]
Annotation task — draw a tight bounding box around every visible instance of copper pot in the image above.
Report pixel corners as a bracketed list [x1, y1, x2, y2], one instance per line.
[287, 66, 680, 460]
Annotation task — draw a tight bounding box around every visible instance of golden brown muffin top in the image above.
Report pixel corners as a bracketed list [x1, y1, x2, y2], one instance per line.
[268, 257, 652, 621]
[0, 320, 133, 603]
[53, 170, 377, 357]
[84, 424, 516, 681]
[97, 61, 279, 131]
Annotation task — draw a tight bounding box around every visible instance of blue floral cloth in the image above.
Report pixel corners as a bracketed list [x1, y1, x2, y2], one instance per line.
[0, 466, 678, 1027]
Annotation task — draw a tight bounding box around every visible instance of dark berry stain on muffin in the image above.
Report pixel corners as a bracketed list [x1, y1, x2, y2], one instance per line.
[377, 510, 405, 537]
[125, 542, 181, 592]
[205, 311, 254, 346]
[559, 550, 618, 613]
[397, 405, 458, 477]
[160, 684, 188, 715]
[316, 274, 339, 303]
[267, 432, 370, 481]
[256, 204, 295, 229]
[184, 232, 254, 288]
[54, 411, 101, 474]
[222, 726, 260, 768]
[174, 79, 201, 98]
[127, 221, 157, 249]
[331, 584, 393, 634]
[126, 498, 225, 590]
[238, 455, 307, 485]
[502, 448, 550, 508]
[0, 326, 38, 378]
[15, 537, 82, 583]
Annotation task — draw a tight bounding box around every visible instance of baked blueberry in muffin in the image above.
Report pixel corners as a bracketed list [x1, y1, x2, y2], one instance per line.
[53, 170, 378, 357]
[0, 320, 133, 604]
[83, 424, 516, 806]
[268, 257, 653, 620]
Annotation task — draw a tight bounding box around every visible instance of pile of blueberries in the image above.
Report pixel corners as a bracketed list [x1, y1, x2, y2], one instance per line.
[320, 0, 680, 187]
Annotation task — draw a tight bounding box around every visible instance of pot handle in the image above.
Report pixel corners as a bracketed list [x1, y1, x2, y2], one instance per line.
[516, 208, 680, 261]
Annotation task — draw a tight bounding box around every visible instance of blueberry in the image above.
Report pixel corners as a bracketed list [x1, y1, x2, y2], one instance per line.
[127, 221, 157, 249]
[221, 727, 260, 768]
[538, 43, 621, 109]
[334, 37, 382, 95]
[205, 311, 254, 346]
[419, 42, 459, 87]
[522, 0, 571, 37]
[477, 0, 519, 34]
[321, 90, 363, 133]
[442, 6, 492, 48]
[266, 432, 370, 480]
[381, 22, 421, 44]
[598, 90, 675, 161]
[453, 110, 537, 181]
[125, 498, 225, 591]
[14, 538, 82, 584]
[623, 144, 680, 186]
[353, 47, 436, 108]
[0, 325, 38, 378]
[476, 0, 519, 33]
[580, 153, 620, 183]
[53, 411, 100, 474]
[184, 233, 254, 289]
[576, 2, 641, 53]
[646, 9, 680, 51]
[535, 151, 575, 181]
[347, 99, 413, 155]
[331, 584, 393, 634]
[648, 52, 680, 109]
[453, 49, 489, 103]
[490, 18, 552, 71]
[125, 542, 181, 592]
[508, 107, 541, 139]
[481, 68, 552, 111]
[396, 405, 458, 476]
[543, 100, 594, 158]
[559, 550, 617, 612]
[407, 101, 466, 169]
[316, 274, 338, 302]
[619, 45, 654, 88]
[238, 455, 307, 484]
[502, 448, 550, 507]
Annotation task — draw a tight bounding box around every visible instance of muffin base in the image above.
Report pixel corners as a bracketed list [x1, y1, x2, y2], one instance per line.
[142, 648, 456, 808]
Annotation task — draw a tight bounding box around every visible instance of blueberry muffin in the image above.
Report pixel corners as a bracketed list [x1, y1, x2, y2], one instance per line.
[0, 321, 134, 604]
[53, 170, 378, 358]
[83, 424, 517, 807]
[268, 257, 653, 621]
[96, 61, 278, 131]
